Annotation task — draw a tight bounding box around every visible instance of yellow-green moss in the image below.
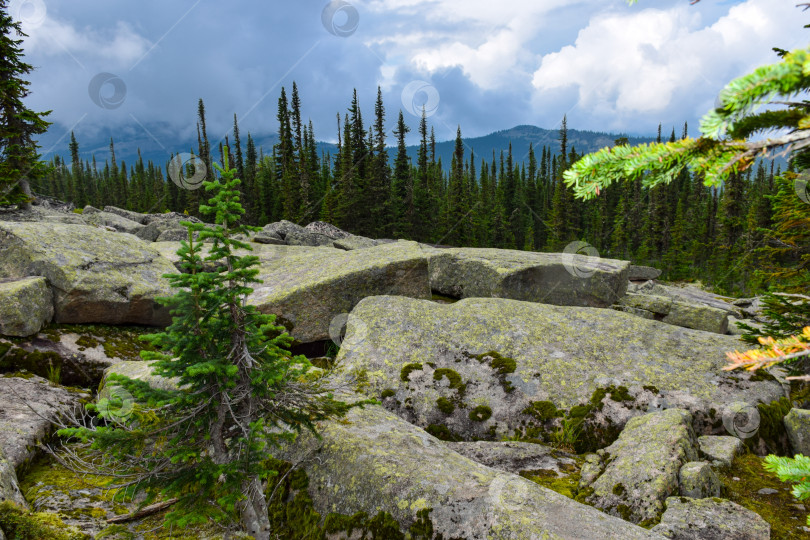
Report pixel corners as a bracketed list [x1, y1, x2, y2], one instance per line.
[718, 452, 808, 539]
[266, 456, 436, 538]
[520, 468, 583, 500]
[0, 501, 89, 540]
[381, 388, 396, 399]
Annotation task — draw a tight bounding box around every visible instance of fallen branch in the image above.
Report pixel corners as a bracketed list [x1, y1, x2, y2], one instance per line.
[107, 498, 178, 524]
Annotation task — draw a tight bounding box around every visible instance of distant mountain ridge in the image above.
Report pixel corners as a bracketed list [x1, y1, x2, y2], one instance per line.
[38, 122, 655, 172]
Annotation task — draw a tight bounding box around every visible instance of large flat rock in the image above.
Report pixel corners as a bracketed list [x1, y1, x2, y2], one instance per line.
[0, 223, 175, 326]
[336, 296, 784, 449]
[0, 375, 86, 470]
[247, 241, 432, 343]
[82, 210, 144, 234]
[617, 293, 730, 334]
[0, 277, 53, 337]
[427, 247, 630, 307]
[445, 440, 578, 477]
[0, 325, 156, 387]
[275, 404, 664, 539]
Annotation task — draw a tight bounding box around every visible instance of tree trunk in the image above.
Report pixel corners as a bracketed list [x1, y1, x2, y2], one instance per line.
[240, 476, 271, 540]
[18, 176, 33, 210]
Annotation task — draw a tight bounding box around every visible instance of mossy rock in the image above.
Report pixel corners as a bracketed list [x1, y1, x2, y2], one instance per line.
[18, 452, 240, 539]
[0, 222, 175, 325]
[716, 452, 809, 539]
[272, 403, 662, 539]
[335, 296, 783, 449]
[0, 277, 53, 338]
[0, 501, 89, 540]
[427, 247, 630, 308]
[247, 241, 432, 344]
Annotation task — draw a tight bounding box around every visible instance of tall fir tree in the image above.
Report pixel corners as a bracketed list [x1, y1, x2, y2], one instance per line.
[0, 0, 51, 207]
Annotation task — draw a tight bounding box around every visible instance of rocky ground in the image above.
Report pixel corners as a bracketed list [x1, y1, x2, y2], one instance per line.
[0, 201, 808, 539]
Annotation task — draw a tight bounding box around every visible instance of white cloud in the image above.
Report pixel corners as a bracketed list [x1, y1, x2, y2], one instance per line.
[23, 16, 151, 68]
[365, 0, 583, 90]
[531, 0, 799, 123]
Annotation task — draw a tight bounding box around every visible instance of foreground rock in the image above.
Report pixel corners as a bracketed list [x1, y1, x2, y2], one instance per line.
[248, 241, 431, 343]
[678, 462, 720, 499]
[580, 409, 698, 524]
[337, 296, 784, 450]
[81, 209, 144, 234]
[445, 441, 578, 477]
[0, 444, 26, 508]
[0, 325, 156, 386]
[0, 277, 53, 337]
[616, 293, 730, 334]
[631, 282, 742, 317]
[651, 496, 770, 539]
[427, 247, 629, 308]
[697, 435, 744, 469]
[628, 265, 662, 281]
[0, 375, 85, 470]
[0, 223, 175, 325]
[275, 404, 663, 539]
[784, 408, 810, 455]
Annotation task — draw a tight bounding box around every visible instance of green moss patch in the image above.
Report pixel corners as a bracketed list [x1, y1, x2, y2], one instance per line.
[0, 344, 66, 383]
[267, 457, 436, 538]
[523, 400, 562, 421]
[436, 397, 455, 414]
[425, 423, 462, 442]
[719, 452, 809, 539]
[400, 362, 423, 382]
[40, 324, 160, 363]
[469, 405, 492, 422]
[0, 501, 89, 540]
[18, 452, 215, 539]
[750, 397, 792, 455]
[473, 351, 516, 393]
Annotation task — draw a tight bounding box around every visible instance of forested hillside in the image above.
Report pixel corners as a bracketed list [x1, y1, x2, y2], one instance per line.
[31, 84, 791, 295]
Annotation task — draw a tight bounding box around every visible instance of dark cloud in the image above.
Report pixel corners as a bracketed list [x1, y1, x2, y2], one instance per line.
[19, 0, 801, 158]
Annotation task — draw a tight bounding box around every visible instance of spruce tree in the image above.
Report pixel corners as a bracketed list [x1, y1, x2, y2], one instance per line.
[391, 110, 411, 238]
[58, 151, 356, 539]
[0, 0, 51, 208]
[445, 127, 469, 246]
[369, 87, 390, 236]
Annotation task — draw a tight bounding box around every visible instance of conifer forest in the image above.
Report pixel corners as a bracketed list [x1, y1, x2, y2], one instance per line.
[32, 85, 797, 297]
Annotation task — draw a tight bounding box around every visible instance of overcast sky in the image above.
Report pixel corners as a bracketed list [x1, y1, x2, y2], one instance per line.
[15, 0, 806, 149]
